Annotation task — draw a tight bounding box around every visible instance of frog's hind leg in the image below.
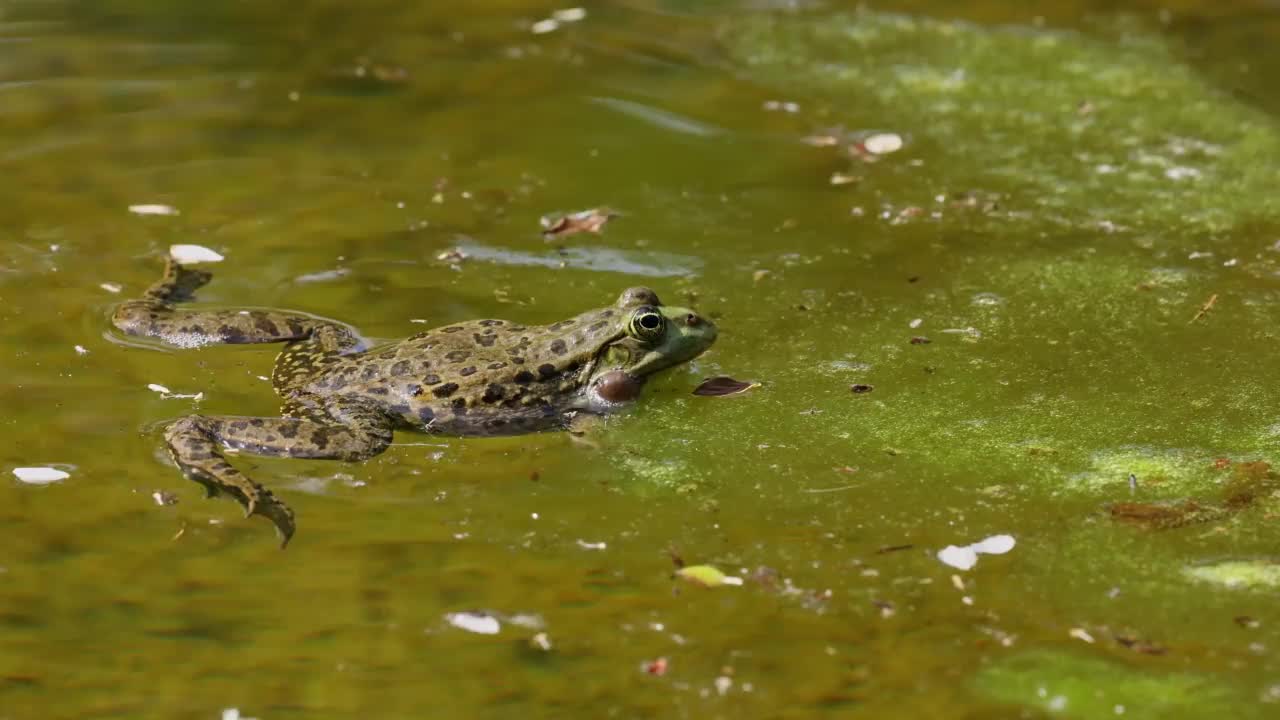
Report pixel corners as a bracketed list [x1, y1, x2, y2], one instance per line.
[163, 402, 393, 547]
[112, 257, 349, 349]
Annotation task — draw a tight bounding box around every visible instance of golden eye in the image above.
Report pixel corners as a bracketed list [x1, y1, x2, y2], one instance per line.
[628, 307, 665, 341]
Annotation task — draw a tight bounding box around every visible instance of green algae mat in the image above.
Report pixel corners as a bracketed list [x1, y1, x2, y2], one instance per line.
[3, 0, 1280, 717]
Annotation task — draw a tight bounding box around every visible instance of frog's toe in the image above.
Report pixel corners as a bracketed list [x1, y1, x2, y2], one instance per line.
[256, 497, 297, 549]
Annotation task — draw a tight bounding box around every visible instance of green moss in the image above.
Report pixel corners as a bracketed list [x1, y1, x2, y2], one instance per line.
[1185, 560, 1280, 590]
[722, 11, 1280, 233]
[974, 651, 1253, 719]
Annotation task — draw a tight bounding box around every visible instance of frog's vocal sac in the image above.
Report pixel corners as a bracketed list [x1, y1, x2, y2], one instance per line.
[112, 257, 718, 546]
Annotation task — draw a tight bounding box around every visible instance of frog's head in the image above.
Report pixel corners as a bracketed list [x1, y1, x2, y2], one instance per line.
[583, 287, 717, 408]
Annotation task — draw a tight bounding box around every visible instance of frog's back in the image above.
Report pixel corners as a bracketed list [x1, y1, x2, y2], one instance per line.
[300, 309, 622, 435]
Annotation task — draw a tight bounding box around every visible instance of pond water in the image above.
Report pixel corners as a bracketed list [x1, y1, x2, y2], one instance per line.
[4, 0, 1280, 717]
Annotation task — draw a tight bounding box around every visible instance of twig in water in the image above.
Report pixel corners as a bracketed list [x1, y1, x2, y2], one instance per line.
[1189, 294, 1218, 324]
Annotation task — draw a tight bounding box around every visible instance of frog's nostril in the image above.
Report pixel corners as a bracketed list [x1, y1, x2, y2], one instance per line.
[686, 313, 700, 327]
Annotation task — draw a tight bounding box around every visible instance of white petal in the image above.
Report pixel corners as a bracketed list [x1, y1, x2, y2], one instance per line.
[13, 467, 70, 484]
[168, 244, 225, 264]
[445, 612, 501, 635]
[864, 133, 904, 155]
[129, 204, 180, 216]
[971, 534, 1016, 555]
[937, 545, 979, 570]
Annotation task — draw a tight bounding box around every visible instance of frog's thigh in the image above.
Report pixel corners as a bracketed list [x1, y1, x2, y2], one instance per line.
[194, 413, 393, 461]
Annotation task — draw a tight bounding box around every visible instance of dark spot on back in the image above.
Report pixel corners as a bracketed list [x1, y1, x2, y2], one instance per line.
[441, 326, 464, 333]
[407, 384, 423, 396]
[537, 363, 558, 380]
[388, 404, 411, 417]
[254, 316, 280, 336]
[599, 309, 614, 318]
[481, 384, 504, 403]
[479, 319, 504, 327]
[378, 350, 396, 360]
[418, 407, 435, 425]
[367, 386, 389, 396]
[549, 339, 567, 355]
[445, 350, 470, 363]
[588, 321, 609, 333]
[390, 360, 411, 376]
[424, 374, 441, 385]
[362, 366, 379, 381]
[473, 333, 497, 347]
[432, 382, 460, 398]
[513, 370, 535, 384]
[451, 398, 468, 413]
[487, 361, 507, 370]
[459, 366, 477, 377]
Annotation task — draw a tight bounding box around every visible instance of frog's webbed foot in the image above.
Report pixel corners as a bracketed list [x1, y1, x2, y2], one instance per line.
[148, 257, 213, 303]
[165, 416, 297, 547]
[162, 404, 393, 546]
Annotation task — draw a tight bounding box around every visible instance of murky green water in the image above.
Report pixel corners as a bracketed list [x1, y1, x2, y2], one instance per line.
[5, 0, 1280, 717]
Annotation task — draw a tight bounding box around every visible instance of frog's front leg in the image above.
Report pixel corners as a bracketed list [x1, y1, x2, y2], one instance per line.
[112, 257, 358, 349]
[164, 400, 394, 546]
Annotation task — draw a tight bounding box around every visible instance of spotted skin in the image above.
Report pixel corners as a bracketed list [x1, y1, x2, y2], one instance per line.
[112, 257, 718, 546]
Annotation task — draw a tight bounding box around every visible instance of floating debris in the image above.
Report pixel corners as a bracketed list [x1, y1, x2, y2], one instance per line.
[151, 490, 179, 506]
[541, 208, 617, 238]
[128, 204, 179, 216]
[444, 611, 502, 635]
[693, 376, 760, 397]
[643, 657, 669, 676]
[676, 564, 744, 587]
[74, 345, 88, 355]
[850, 384, 874, 394]
[12, 467, 70, 485]
[147, 383, 205, 401]
[829, 172, 861, 186]
[99, 282, 123, 294]
[937, 534, 1016, 570]
[863, 133, 904, 155]
[168, 244, 224, 264]
[1189, 293, 1218, 324]
[576, 539, 608, 550]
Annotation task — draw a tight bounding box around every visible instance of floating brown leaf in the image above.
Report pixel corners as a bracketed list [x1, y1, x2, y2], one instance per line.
[693, 376, 760, 397]
[541, 208, 617, 238]
[850, 384, 874, 394]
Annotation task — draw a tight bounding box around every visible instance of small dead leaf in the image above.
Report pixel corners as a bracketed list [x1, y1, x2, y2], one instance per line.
[437, 248, 467, 263]
[910, 336, 932, 345]
[1235, 615, 1260, 629]
[541, 208, 616, 238]
[752, 269, 771, 284]
[850, 384, 874, 394]
[643, 657, 669, 676]
[693, 376, 760, 397]
[1114, 632, 1167, 655]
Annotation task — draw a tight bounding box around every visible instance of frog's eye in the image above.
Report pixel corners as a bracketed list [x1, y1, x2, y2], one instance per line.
[628, 307, 666, 342]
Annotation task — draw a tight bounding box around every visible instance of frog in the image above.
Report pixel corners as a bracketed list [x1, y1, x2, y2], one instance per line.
[112, 256, 717, 546]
